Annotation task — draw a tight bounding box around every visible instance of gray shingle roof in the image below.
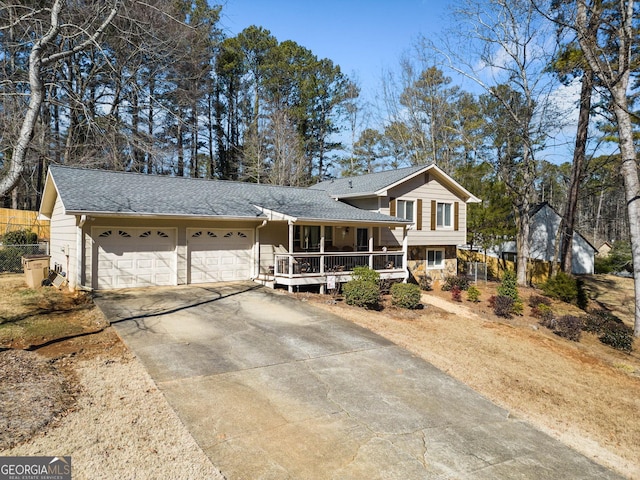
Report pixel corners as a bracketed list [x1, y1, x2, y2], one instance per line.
[48, 166, 407, 224]
[310, 165, 430, 196]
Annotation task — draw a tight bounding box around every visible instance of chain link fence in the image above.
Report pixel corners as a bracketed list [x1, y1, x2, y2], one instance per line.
[0, 243, 50, 273]
[465, 261, 487, 283]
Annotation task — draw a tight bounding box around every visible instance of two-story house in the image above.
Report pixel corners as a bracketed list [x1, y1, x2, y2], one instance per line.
[39, 164, 479, 291]
[310, 164, 481, 283]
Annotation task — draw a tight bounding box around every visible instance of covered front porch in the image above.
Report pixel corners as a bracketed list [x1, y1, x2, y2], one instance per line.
[256, 222, 409, 293]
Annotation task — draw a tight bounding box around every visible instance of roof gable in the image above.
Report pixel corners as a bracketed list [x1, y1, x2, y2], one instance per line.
[310, 163, 480, 203]
[40, 166, 410, 225]
[530, 202, 597, 253]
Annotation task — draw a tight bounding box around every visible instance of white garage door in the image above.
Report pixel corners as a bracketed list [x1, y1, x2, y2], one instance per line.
[188, 229, 253, 283]
[95, 228, 176, 289]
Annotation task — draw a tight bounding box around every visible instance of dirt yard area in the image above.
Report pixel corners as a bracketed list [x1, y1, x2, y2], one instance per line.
[1, 272, 639, 479]
[0, 274, 224, 479]
[305, 274, 640, 479]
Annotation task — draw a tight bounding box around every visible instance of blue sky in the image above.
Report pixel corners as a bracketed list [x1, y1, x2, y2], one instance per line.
[220, 0, 452, 101]
[218, 1, 590, 165]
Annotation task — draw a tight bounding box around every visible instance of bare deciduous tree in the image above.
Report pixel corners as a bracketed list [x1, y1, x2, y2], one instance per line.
[0, 0, 120, 198]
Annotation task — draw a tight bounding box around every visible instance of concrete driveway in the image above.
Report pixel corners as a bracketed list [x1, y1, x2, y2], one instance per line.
[95, 283, 622, 480]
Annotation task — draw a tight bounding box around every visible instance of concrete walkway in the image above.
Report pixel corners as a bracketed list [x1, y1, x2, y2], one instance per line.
[95, 283, 624, 480]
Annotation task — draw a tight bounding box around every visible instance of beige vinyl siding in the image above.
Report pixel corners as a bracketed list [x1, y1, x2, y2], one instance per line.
[50, 195, 77, 284]
[256, 222, 288, 274]
[380, 178, 467, 247]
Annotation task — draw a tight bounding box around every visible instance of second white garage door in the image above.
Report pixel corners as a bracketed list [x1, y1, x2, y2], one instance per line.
[188, 229, 253, 283]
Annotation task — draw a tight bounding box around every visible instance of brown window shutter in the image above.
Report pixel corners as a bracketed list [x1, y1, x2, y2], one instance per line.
[416, 199, 423, 230]
[431, 200, 436, 231]
[389, 198, 396, 216]
[454, 202, 460, 231]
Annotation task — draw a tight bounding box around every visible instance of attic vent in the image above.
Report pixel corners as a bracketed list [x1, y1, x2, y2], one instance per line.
[192, 231, 203, 237]
[99, 230, 112, 238]
[157, 231, 169, 238]
[139, 231, 152, 237]
[118, 230, 131, 238]
[207, 231, 217, 238]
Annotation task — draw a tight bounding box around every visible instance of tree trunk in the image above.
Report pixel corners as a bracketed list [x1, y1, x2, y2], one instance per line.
[0, 0, 62, 197]
[611, 90, 640, 336]
[0, 0, 119, 196]
[561, 69, 593, 273]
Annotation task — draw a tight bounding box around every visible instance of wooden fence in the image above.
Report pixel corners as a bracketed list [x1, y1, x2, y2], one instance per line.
[458, 249, 553, 285]
[0, 208, 50, 240]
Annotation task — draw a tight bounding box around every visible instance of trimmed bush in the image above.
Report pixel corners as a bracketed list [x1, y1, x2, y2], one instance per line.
[541, 272, 578, 303]
[3, 229, 37, 245]
[343, 279, 380, 309]
[467, 285, 481, 303]
[581, 309, 634, 352]
[441, 275, 470, 292]
[599, 321, 634, 352]
[554, 315, 583, 342]
[529, 295, 552, 308]
[390, 283, 421, 309]
[493, 295, 514, 318]
[451, 285, 462, 302]
[583, 309, 618, 333]
[534, 304, 555, 328]
[351, 266, 380, 283]
[417, 275, 433, 291]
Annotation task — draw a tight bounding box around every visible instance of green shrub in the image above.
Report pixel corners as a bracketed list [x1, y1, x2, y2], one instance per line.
[594, 256, 613, 274]
[451, 285, 462, 302]
[390, 283, 421, 309]
[583, 309, 618, 333]
[532, 303, 554, 325]
[351, 266, 380, 284]
[541, 272, 578, 303]
[441, 275, 470, 292]
[343, 279, 380, 309]
[493, 295, 514, 318]
[467, 285, 481, 303]
[554, 315, 583, 342]
[417, 275, 433, 291]
[3, 229, 37, 245]
[529, 295, 551, 309]
[497, 270, 520, 302]
[599, 321, 634, 352]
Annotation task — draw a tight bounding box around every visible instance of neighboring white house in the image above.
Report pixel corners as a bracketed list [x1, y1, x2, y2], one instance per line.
[488, 203, 597, 275]
[39, 164, 479, 291]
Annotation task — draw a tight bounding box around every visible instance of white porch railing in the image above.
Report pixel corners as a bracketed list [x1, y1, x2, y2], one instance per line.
[274, 251, 404, 277]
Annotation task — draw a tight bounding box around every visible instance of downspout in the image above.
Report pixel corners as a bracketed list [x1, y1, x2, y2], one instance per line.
[254, 220, 268, 279]
[75, 215, 87, 290]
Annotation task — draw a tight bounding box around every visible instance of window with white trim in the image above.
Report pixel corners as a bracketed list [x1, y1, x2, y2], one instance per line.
[397, 200, 414, 222]
[436, 202, 453, 228]
[427, 249, 445, 269]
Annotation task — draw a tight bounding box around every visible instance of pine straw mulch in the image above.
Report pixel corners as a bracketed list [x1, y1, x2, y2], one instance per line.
[0, 349, 78, 449]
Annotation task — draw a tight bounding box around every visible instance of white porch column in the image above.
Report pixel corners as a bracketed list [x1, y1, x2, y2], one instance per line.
[368, 229, 374, 269]
[288, 222, 294, 293]
[402, 225, 409, 283]
[319, 225, 326, 294]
